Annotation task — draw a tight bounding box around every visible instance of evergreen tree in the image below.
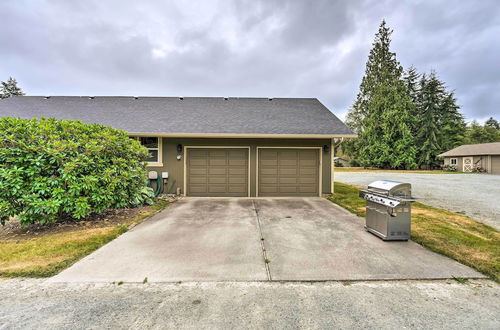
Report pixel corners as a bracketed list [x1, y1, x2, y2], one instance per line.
[403, 65, 420, 104]
[485, 117, 500, 130]
[439, 91, 466, 151]
[345, 20, 416, 169]
[415, 72, 444, 168]
[0, 77, 24, 99]
[414, 71, 465, 168]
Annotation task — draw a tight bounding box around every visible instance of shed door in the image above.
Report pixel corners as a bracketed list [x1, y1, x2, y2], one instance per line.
[258, 148, 320, 197]
[187, 148, 248, 197]
[463, 157, 473, 172]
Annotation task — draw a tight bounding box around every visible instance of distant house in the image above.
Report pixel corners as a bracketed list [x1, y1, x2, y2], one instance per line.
[333, 157, 350, 167]
[438, 142, 500, 174]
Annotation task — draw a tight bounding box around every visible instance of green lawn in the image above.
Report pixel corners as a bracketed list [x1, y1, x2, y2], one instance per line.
[0, 200, 171, 278]
[329, 182, 500, 281]
[335, 167, 466, 174]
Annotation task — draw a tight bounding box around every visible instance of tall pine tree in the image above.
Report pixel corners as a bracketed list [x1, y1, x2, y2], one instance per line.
[416, 72, 443, 168]
[414, 71, 465, 168]
[0, 77, 24, 99]
[345, 21, 416, 169]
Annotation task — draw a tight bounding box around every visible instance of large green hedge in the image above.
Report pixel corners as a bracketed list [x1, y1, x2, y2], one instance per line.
[0, 117, 154, 225]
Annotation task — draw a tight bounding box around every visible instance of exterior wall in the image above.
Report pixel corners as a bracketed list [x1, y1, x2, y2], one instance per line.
[443, 155, 495, 172]
[147, 138, 333, 196]
[443, 156, 463, 170]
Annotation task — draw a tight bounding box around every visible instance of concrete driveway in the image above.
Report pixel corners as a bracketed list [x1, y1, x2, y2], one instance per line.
[335, 172, 500, 230]
[51, 198, 484, 282]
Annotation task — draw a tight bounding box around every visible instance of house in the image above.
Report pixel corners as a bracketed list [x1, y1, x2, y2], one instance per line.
[0, 96, 355, 197]
[438, 142, 500, 173]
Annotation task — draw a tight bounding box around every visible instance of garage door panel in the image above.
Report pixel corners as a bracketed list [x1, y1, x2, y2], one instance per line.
[209, 159, 227, 166]
[279, 177, 297, 184]
[228, 185, 247, 193]
[299, 177, 316, 184]
[228, 176, 246, 184]
[260, 168, 278, 175]
[187, 148, 249, 196]
[189, 176, 207, 184]
[189, 185, 207, 193]
[259, 185, 278, 193]
[229, 168, 246, 175]
[208, 167, 227, 175]
[299, 185, 317, 193]
[259, 148, 319, 197]
[299, 159, 317, 166]
[280, 159, 298, 166]
[208, 177, 227, 184]
[300, 168, 317, 175]
[189, 158, 207, 166]
[279, 186, 299, 193]
[279, 168, 297, 175]
[228, 159, 246, 166]
[208, 185, 228, 193]
[189, 168, 207, 175]
[260, 176, 277, 184]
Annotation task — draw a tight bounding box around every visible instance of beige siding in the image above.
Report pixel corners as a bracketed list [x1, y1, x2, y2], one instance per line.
[147, 138, 332, 196]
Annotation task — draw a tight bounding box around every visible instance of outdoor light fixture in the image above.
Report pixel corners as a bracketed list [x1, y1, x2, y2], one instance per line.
[323, 145, 330, 153]
[177, 144, 183, 153]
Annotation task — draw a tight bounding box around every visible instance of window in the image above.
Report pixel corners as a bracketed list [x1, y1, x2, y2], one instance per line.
[450, 158, 457, 165]
[131, 136, 162, 165]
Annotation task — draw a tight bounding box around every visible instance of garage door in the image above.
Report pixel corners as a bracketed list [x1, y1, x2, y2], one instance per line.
[258, 148, 320, 197]
[491, 156, 500, 174]
[186, 148, 249, 196]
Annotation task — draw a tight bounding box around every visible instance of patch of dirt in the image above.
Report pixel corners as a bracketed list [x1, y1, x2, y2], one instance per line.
[0, 195, 180, 240]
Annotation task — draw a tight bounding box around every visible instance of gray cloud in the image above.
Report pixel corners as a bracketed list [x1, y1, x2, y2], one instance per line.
[1, 0, 499, 122]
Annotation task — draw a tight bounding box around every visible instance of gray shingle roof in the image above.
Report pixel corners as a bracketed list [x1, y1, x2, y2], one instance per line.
[438, 142, 500, 157]
[0, 96, 354, 137]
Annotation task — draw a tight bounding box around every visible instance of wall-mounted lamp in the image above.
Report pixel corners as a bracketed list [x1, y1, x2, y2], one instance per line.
[323, 145, 330, 153]
[177, 144, 183, 153]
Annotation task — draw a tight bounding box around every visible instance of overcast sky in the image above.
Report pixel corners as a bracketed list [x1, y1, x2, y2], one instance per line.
[1, 0, 499, 122]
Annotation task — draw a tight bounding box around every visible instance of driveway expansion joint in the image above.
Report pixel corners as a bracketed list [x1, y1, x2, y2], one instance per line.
[252, 199, 272, 281]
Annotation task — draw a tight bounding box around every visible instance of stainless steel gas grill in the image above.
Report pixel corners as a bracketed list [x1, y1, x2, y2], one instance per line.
[359, 180, 418, 241]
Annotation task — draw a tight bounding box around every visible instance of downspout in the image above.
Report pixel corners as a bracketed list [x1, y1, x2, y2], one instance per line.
[331, 137, 344, 194]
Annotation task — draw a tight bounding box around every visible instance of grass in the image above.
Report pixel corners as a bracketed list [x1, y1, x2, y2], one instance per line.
[0, 199, 171, 278]
[329, 182, 500, 281]
[335, 167, 466, 174]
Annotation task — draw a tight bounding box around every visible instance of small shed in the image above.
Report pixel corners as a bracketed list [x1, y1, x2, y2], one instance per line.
[438, 142, 500, 173]
[333, 157, 350, 167]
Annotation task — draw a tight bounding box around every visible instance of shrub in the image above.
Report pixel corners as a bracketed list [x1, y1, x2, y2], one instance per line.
[441, 164, 457, 172]
[0, 117, 153, 225]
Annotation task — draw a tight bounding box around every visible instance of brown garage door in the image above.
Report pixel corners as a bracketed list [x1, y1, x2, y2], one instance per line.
[258, 148, 320, 197]
[186, 148, 249, 196]
[491, 156, 500, 174]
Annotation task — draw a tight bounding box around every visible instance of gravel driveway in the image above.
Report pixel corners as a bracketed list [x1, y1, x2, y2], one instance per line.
[335, 172, 500, 230]
[0, 279, 498, 329]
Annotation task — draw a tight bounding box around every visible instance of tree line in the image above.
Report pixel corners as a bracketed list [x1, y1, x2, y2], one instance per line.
[344, 21, 499, 169]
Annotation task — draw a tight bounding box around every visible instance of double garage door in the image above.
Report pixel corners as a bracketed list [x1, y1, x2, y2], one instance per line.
[186, 148, 320, 197]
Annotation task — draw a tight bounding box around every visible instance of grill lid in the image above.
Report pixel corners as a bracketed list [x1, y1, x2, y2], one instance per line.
[367, 180, 411, 198]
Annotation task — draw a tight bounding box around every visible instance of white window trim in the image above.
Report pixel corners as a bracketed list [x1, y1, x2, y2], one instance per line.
[450, 158, 457, 165]
[132, 136, 163, 167]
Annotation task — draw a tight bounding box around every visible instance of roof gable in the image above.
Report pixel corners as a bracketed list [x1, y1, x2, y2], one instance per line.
[0, 96, 354, 137]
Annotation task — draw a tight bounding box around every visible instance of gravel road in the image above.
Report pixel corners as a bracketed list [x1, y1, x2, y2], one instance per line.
[0, 279, 499, 329]
[335, 172, 500, 230]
